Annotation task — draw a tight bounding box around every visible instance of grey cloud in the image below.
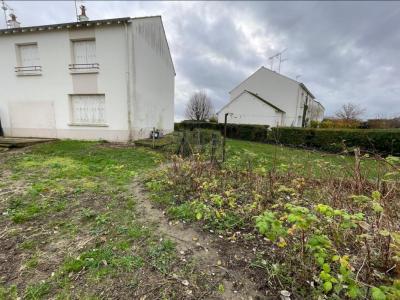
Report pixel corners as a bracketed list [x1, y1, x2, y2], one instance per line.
[6, 1, 400, 119]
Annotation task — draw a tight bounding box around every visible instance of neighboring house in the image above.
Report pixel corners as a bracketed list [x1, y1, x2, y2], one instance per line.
[217, 67, 324, 127]
[0, 14, 175, 142]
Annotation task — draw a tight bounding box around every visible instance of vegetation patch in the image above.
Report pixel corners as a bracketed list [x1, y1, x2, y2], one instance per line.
[145, 141, 400, 299]
[0, 141, 217, 299]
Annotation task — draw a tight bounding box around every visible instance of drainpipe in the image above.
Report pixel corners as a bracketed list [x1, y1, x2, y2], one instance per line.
[124, 21, 133, 141]
[301, 94, 309, 128]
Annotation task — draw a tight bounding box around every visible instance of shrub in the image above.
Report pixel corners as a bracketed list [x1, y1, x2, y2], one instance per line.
[270, 128, 400, 155]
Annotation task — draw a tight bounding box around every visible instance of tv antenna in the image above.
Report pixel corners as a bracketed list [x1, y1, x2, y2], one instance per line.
[74, 0, 85, 21]
[1, 0, 14, 28]
[268, 48, 288, 73]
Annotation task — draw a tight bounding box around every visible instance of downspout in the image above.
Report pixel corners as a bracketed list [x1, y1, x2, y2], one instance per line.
[301, 94, 309, 128]
[124, 21, 133, 141]
[295, 85, 301, 126]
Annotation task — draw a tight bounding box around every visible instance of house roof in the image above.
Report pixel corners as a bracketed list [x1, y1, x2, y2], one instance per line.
[229, 66, 316, 99]
[244, 90, 285, 113]
[0, 17, 133, 35]
[217, 90, 285, 114]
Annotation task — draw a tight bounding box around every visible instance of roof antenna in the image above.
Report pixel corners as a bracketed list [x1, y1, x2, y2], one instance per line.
[1, 0, 16, 28]
[1, 0, 6, 28]
[268, 48, 288, 73]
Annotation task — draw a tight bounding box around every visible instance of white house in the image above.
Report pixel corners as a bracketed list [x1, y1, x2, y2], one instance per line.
[0, 14, 175, 142]
[217, 67, 324, 127]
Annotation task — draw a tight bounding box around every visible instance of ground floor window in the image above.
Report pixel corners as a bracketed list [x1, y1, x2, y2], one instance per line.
[70, 94, 106, 125]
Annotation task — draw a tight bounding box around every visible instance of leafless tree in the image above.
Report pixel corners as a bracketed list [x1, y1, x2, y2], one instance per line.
[185, 91, 214, 121]
[335, 103, 366, 120]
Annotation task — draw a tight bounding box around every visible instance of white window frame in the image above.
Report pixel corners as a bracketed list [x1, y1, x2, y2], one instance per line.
[15, 43, 42, 76]
[69, 39, 99, 74]
[68, 94, 108, 127]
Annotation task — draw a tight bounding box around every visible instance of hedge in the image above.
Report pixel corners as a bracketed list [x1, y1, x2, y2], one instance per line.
[174, 121, 270, 143]
[269, 127, 400, 155]
[175, 122, 400, 155]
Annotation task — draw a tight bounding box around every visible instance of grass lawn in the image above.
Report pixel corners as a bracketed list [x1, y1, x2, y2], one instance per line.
[0, 141, 213, 299]
[226, 139, 385, 179]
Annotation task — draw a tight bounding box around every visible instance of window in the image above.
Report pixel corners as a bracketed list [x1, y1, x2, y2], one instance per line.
[15, 43, 41, 75]
[69, 40, 98, 72]
[70, 95, 106, 125]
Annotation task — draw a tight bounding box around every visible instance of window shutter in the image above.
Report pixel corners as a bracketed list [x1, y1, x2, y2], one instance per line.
[86, 41, 96, 64]
[73, 41, 87, 64]
[19, 44, 40, 67]
[71, 95, 105, 124]
[73, 40, 96, 64]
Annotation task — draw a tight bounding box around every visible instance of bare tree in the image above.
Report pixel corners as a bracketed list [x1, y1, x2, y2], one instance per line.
[335, 103, 366, 120]
[185, 91, 214, 121]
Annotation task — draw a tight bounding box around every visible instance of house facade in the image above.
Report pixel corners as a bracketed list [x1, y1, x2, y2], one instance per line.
[0, 16, 175, 142]
[217, 67, 324, 127]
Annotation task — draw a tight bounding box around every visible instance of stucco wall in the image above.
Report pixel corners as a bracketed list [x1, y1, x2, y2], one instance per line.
[130, 17, 175, 140]
[230, 67, 300, 126]
[217, 92, 283, 126]
[0, 24, 130, 141]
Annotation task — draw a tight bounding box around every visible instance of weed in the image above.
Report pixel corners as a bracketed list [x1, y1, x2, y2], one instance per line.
[0, 284, 18, 300]
[149, 239, 176, 274]
[19, 240, 37, 251]
[145, 141, 400, 298]
[24, 282, 51, 300]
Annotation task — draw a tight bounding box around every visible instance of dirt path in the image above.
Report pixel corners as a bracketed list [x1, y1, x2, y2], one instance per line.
[131, 180, 265, 300]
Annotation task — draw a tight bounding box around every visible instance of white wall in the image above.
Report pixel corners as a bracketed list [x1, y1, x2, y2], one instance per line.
[230, 67, 300, 126]
[0, 24, 130, 141]
[228, 67, 323, 127]
[130, 17, 175, 140]
[217, 92, 283, 126]
[0, 18, 175, 142]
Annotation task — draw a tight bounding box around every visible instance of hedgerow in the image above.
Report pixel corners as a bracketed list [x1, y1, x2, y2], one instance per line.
[175, 122, 400, 155]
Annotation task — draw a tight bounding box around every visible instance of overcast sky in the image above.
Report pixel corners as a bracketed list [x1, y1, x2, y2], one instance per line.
[4, 1, 400, 120]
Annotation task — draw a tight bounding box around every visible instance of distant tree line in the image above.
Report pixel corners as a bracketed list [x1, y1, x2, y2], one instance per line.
[311, 102, 400, 129]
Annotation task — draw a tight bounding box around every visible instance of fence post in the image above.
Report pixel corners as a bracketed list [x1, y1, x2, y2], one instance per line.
[210, 133, 217, 163]
[222, 113, 229, 162]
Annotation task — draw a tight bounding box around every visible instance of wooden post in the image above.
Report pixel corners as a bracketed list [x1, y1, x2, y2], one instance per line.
[222, 113, 229, 162]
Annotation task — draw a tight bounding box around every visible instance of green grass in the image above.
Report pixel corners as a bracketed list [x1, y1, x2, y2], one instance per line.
[0, 140, 216, 299]
[24, 282, 51, 300]
[4, 141, 161, 225]
[226, 139, 384, 179]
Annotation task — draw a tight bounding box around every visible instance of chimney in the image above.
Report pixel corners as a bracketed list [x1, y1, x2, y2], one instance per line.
[78, 5, 89, 22]
[7, 13, 20, 28]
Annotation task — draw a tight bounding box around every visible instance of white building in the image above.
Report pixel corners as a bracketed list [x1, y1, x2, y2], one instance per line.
[217, 67, 324, 127]
[0, 15, 175, 141]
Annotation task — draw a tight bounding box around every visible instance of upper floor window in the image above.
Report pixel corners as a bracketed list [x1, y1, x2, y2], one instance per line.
[69, 40, 99, 73]
[15, 43, 42, 75]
